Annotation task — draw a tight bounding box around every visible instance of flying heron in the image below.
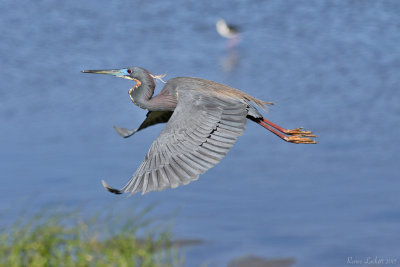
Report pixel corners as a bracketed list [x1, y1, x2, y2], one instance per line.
[82, 67, 317, 195]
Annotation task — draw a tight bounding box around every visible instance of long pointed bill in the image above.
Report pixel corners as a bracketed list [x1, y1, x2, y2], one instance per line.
[81, 69, 132, 79]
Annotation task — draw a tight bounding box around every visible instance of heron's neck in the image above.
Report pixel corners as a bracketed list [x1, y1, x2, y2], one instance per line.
[129, 76, 155, 109]
[129, 77, 176, 111]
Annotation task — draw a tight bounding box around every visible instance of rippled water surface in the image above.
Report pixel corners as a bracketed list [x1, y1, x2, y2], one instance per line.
[1, 1, 400, 266]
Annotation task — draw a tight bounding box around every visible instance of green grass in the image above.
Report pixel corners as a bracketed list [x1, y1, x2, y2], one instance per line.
[0, 205, 181, 267]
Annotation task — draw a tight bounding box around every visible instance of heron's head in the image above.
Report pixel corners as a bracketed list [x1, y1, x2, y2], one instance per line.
[81, 66, 152, 81]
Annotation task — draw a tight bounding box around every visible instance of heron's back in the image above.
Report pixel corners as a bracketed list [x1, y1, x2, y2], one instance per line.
[166, 77, 269, 109]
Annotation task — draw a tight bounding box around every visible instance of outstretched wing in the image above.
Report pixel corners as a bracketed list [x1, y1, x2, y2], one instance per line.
[103, 90, 249, 195]
[114, 111, 174, 138]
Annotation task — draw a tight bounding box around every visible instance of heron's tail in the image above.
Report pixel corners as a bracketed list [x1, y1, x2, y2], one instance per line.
[242, 94, 273, 110]
[253, 99, 274, 109]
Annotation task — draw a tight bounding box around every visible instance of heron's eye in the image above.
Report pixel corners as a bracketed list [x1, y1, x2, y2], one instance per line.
[127, 69, 132, 74]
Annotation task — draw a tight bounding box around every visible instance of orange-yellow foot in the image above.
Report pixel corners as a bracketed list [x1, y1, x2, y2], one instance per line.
[284, 135, 317, 144]
[284, 127, 316, 137]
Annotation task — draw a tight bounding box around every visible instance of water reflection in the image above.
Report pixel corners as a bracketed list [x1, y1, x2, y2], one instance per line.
[220, 49, 240, 73]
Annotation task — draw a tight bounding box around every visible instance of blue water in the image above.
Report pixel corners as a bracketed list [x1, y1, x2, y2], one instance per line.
[1, 1, 400, 266]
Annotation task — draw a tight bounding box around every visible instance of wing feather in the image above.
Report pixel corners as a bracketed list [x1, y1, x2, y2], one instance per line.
[163, 165, 180, 188]
[104, 90, 251, 195]
[157, 168, 170, 189]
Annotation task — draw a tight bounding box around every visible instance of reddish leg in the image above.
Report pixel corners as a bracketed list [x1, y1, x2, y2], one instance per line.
[262, 117, 316, 137]
[257, 119, 317, 144]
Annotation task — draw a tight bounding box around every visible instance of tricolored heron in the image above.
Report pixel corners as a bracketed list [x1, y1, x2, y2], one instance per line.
[216, 19, 241, 49]
[82, 67, 316, 195]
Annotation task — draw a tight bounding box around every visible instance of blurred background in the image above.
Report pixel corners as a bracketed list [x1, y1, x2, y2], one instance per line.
[1, 0, 400, 266]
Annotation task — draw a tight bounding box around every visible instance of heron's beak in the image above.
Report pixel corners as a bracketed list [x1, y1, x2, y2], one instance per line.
[81, 69, 132, 80]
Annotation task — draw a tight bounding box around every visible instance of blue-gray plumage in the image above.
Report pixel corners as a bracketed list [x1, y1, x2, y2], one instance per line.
[82, 67, 317, 195]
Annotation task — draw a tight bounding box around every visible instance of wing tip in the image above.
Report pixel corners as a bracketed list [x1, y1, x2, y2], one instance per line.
[113, 125, 137, 138]
[101, 180, 123, 194]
